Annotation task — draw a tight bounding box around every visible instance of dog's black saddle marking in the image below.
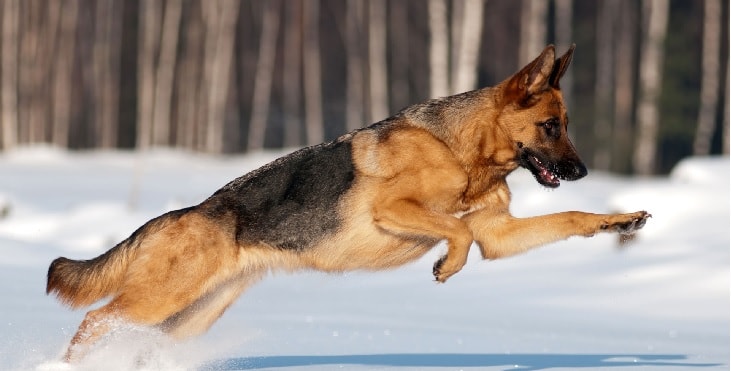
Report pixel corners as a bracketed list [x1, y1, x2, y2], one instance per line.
[202, 138, 356, 250]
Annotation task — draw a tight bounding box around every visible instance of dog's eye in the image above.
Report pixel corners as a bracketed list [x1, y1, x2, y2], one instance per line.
[541, 119, 561, 139]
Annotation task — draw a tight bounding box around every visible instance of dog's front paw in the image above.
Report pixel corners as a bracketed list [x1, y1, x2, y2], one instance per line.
[601, 211, 651, 235]
[433, 255, 460, 283]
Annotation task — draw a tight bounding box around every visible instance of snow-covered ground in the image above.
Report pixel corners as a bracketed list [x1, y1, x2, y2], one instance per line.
[0, 146, 728, 370]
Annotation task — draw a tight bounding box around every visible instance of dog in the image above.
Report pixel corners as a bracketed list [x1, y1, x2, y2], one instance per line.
[47, 44, 650, 362]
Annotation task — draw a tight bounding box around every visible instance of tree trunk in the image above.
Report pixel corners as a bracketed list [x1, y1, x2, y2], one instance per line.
[248, 0, 280, 151]
[345, 0, 365, 131]
[175, 3, 204, 150]
[137, 0, 162, 150]
[204, 0, 238, 154]
[93, 0, 123, 148]
[723, 60, 729, 154]
[554, 0, 573, 111]
[692, 0, 721, 156]
[283, 1, 302, 147]
[633, 0, 669, 175]
[593, 0, 617, 170]
[151, 0, 182, 147]
[388, 0, 409, 110]
[51, 0, 79, 149]
[303, 0, 323, 146]
[452, 0, 484, 94]
[428, 0, 449, 98]
[1, 0, 19, 150]
[612, 0, 637, 173]
[519, 0, 547, 64]
[368, 0, 389, 122]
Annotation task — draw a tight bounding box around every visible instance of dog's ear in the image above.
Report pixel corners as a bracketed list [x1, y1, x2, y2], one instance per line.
[549, 44, 575, 89]
[507, 45, 556, 105]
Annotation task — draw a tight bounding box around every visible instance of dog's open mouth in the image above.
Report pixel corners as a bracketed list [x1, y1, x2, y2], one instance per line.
[521, 151, 561, 188]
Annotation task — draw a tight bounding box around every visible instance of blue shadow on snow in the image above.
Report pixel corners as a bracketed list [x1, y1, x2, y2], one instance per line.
[201, 353, 721, 370]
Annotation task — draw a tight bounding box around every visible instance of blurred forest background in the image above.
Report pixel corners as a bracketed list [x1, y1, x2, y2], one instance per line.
[0, 0, 728, 175]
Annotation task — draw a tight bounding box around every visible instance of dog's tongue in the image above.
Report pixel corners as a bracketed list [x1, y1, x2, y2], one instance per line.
[531, 155, 560, 187]
[539, 167, 559, 186]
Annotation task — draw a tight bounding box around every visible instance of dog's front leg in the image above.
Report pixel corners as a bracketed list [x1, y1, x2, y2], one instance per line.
[464, 209, 650, 260]
[372, 199, 473, 283]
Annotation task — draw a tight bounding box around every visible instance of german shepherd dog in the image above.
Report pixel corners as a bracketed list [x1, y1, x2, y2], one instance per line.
[47, 45, 650, 362]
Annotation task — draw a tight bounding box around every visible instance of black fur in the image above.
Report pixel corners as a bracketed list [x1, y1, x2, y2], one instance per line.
[201, 138, 356, 250]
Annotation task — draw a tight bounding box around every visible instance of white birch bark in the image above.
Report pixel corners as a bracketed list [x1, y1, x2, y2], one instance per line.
[303, 0, 324, 146]
[692, 0, 721, 156]
[633, 0, 669, 175]
[248, 0, 280, 151]
[368, 0, 389, 122]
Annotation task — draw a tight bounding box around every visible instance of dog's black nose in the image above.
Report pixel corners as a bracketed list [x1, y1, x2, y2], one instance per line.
[558, 160, 587, 181]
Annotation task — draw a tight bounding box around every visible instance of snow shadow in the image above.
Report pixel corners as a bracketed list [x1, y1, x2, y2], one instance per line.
[202, 353, 721, 370]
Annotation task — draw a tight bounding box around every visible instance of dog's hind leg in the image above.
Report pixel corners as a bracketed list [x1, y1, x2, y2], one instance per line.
[63, 303, 121, 362]
[160, 269, 264, 339]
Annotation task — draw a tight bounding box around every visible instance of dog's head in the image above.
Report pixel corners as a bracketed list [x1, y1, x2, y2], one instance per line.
[499, 44, 587, 188]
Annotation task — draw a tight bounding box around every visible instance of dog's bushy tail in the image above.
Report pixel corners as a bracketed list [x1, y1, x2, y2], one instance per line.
[46, 209, 189, 309]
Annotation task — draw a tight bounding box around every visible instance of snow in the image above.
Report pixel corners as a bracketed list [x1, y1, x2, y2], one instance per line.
[0, 147, 728, 370]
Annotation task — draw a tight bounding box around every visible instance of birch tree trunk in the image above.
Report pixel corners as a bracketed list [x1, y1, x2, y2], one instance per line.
[368, 0, 389, 122]
[303, 0, 323, 146]
[137, 0, 162, 150]
[428, 0, 449, 98]
[633, 0, 669, 175]
[388, 0, 409, 111]
[51, 0, 78, 149]
[1, 0, 19, 150]
[204, 0, 238, 154]
[692, 0, 721, 156]
[151, 0, 182, 146]
[93, 0, 123, 148]
[248, 0, 280, 151]
[519, 0, 547, 64]
[593, 0, 617, 170]
[283, 1, 303, 147]
[723, 60, 729, 154]
[612, 0, 637, 173]
[345, 0, 365, 131]
[176, 5, 204, 150]
[452, 0, 484, 94]
[554, 0, 573, 110]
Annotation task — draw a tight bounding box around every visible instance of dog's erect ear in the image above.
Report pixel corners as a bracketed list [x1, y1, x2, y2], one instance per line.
[549, 44, 575, 89]
[508, 45, 556, 104]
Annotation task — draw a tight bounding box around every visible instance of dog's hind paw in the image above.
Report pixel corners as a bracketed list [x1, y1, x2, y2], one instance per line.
[602, 210, 651, 235]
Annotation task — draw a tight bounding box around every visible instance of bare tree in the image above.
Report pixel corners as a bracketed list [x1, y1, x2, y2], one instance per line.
[204, 0, 239, 153]
[1, 0, 19, 150]
[452, 0, 484, 94]
[554, 0, 573, 110]
[175, 3, 204, 150]
[51, 0, 79, 149]
[92, 0, 123, 148]
[283, 1, 303, 147]
[389, 0, 409, 110]
[612, 0, 637, 173]
[428, 0, 449, 98]
[593, 0, 617, 170]
[151, 0, 182, 147]
[368, 0, 389, 122]
[693, 0, 721, 156]
[137, 0, 162, 149]
[633, 0, 669, 175]
[303, 0, 323, 146]
[519, 0, 547, 65]
[723, 60, 729, 154]
[345, 0, 365, 131]
[248, 0, 280, 151]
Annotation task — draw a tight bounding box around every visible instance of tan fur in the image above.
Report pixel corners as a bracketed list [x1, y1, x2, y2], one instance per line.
[49, 44, 650, 363]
